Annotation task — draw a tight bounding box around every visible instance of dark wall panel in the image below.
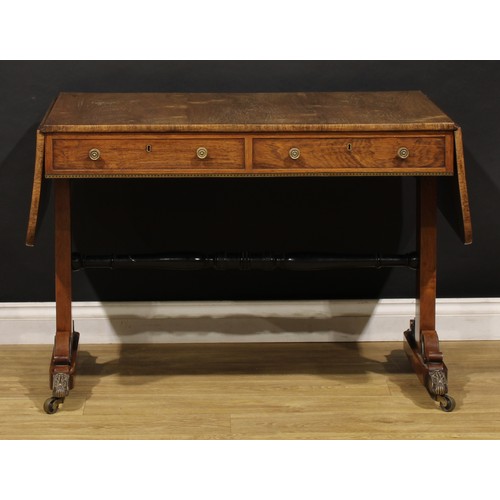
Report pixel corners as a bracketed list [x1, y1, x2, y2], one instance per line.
[1, 61, 498, 301]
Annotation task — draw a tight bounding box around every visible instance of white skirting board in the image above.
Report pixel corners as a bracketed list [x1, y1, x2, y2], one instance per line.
[1, 298, 500, 344]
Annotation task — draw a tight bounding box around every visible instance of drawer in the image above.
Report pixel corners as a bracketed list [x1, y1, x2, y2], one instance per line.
[252, 136, 450, 173]
[48, 136, 245, 175]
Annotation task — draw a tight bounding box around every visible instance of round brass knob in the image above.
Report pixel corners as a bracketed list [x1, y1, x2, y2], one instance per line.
[196, 147, 208, 159]
[289, 147, 301, 160]
[397, 147, 410, 159]
[88, 148, 101, 161]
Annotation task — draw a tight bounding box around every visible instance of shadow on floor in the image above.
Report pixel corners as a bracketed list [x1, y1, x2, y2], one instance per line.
[38, 341, 467, 413]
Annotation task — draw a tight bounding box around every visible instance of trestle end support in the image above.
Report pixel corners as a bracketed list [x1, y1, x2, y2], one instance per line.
[403, 320, 456, 412]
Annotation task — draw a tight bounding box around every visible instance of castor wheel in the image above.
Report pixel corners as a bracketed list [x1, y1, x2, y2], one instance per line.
[44, 397, 64, 414]
[437, 394, 456, 412]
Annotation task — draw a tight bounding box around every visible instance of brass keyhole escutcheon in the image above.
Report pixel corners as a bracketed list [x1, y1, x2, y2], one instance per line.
[398, 147, 410, 159]
[197, 147, 208, 159]
[347, 143, 352, 152]
[289, 147, 301, 160]
[88, 148, 100, 161]
[146, 145, 152, 153]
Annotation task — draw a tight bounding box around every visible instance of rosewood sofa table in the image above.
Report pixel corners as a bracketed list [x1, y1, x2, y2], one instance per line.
[26, 91, 472, 414]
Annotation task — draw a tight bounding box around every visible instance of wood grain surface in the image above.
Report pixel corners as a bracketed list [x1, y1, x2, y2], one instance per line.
[44, 131, 454, 178]
[25, 130, 45, 246]
[54, 180, 72, 341]
[454, 128, 473, 244]
[1, 341, 499, 439]
[253, 135, 450, 172]
[40, 91, 457, 133]
[50, 135, 245, 174]
[28, 91, 470, 245]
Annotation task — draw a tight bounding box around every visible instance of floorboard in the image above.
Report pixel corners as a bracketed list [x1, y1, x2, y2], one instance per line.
[1, 341, 499, 439]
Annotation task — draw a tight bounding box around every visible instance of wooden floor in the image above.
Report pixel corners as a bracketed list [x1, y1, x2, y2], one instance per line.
[1, 341, 500, 439]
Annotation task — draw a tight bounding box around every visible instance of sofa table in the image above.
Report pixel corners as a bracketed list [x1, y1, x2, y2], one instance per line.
[26, 91, 472, 413]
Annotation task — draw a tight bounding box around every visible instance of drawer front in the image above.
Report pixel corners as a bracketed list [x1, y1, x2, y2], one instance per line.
[46, 133, 453, 178]
[252, 136, 450, 173]
[49, 136, 245, 175]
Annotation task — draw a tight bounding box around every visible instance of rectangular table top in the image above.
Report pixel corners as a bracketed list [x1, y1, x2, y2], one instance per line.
[40, 91, 457, 133]
[26, 91, 471, 246]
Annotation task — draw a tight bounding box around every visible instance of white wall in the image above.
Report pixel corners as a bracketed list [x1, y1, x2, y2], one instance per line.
[2, 298, 499, 344]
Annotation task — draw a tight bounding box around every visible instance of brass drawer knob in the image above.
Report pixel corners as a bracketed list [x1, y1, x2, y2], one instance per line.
[196, 147, 208, 159]
[88, 148, 101, 161]
[397, 147, 410, 159]
[289, 147, 301, 160]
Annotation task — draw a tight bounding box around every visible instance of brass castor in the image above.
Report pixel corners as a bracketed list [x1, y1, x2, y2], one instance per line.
[52, 372, 70, 399]
[44, 397, 64, 414]
[437, 394, 456, 412]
